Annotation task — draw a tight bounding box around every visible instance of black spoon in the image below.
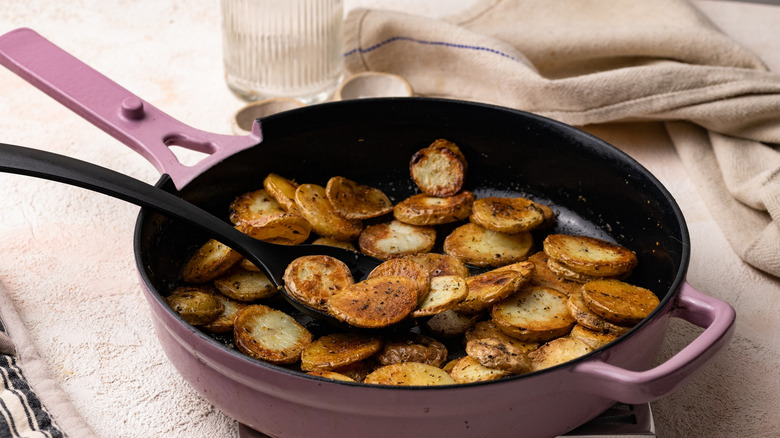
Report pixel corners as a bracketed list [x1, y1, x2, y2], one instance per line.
[0, 142, 383, 325]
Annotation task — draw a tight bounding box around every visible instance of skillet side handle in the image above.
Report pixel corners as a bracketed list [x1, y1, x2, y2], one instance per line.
[571, 282, 736, 404]
[0, 27, 261, 190]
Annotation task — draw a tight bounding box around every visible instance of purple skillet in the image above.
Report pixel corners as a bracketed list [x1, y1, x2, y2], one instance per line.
[0, 28, 735, 437]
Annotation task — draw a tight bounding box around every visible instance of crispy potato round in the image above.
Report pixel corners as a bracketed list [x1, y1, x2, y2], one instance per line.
[234, 304, 312, 365]
[283, 255, 355, 312]
[181, 237, 243, 283]
[543, 234, 637, 278]
[423, 308, 482, 338]
[166, 286, 224, 326]
[464, 320, 539, 354]
[466, 338, 533, 374]
[568, 324, 619, 350]
[405, 252, 470, 278]
[300, 333, 383, 372]
[229, 189, 310, 244]
[491, 285, 575, 342]
[327, 276, 419, 328]
[263, 173, 302, 215]
[374, 334, 448, 368]
[201, 292, 247, 333]
[409, 139, 467, 197]
[364, 362, 456, 386]
[545, 257, 602, 284]
[529, 337, 593, 371]
[566, 290, 633, 336]
[368, 258, 430, 304]
[295, 183, 363, 241]
[449, 356, 510, 384]
[443, 223, 533, 268]
[393, 191, 475, 226]
[525, 252, 581, 296]
[358, 220, 436, 260]
[213, 266, 277, 301]
[469, 197, 546, 234]
[581, 279, 659, 325]
[305, 370, 356, 382]
[454, 269, 529, 314]
[325, 176, 393, 219]
[412, 275, 469, 317]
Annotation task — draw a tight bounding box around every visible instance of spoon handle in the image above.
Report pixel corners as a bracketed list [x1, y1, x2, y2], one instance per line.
[0, 142, 282, 284]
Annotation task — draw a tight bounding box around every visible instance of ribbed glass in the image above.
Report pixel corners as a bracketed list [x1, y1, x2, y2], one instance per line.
[221, 0, 343, 104]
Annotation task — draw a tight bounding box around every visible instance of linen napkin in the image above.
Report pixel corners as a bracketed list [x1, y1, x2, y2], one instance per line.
[343, 0, 780, 278]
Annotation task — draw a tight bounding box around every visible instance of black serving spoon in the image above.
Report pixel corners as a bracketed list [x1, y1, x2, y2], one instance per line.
[0, 142, 384, 325]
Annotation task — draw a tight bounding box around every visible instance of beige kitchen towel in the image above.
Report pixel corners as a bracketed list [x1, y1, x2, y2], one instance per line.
[343, 0, 780, 277]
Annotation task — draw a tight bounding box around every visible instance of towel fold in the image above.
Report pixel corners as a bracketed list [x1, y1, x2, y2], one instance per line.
[344, 0, 780, 277]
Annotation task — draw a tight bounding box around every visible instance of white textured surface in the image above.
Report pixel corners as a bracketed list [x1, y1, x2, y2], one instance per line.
[0, 1, 777, 437]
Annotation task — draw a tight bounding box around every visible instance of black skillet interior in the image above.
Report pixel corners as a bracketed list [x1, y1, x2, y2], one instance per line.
[135, 98, 689, 339]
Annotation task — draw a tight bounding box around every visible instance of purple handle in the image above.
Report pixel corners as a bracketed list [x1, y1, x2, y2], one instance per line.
[572, 281, 736, 403]
[0, 28, 261, 190]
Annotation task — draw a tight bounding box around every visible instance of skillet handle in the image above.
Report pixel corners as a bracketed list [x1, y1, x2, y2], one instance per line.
[0, 27, 261, 190]
[571, 281, 735, 404]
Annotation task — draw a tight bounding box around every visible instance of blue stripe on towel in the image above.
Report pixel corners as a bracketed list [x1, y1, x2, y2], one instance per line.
[344, 36, 520, 62]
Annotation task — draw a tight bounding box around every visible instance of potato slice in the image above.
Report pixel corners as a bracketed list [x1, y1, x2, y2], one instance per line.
[469, 197, 546, 234]
[443, 223, 533, 268]
[409, 139, 467, 197]
[327, 276, 419, 328]
[449, 356, 509, 384]
[263, 173, 302, 215]
[364, 362, 456, 386]
[329, 361, 376, 382]
[300, 333, 383, 372]
[325, 176, 393, 219]
[464, 320, 539, 354]
[581, 279, 659, 325]
[423, 308, 482, 337]
[295, 183, 363, 241]
[545, 257, 602, 284]
[283, 255, 354, 312]
[465, 338, 532, 374]
[229, 189, 311, 245]
[234, 304, 312, 365]
[213, 266, 277, 302]
[393, 191, 475, 226]
[529, 337, 593, 371]
[181, 237, 243, 283]
[368, 258, 430, 304]
[166, 286, 224, 326]
[568, 324, 619, 350]
[412, 275, 469, 317]
[312, 237, 358, 252]
[405, 252, 470, 278]
[566, 290, 632, 336]
[358, 220, 436, 260]
[374, 334, 448, 367]
[525, 252, 581, 296]
[202, 292, 248, 333]
[491, 285, 575, 342]
[454, 267, 531, 314]
[305, 370, 356, 382]
[543, 234, 637, 278]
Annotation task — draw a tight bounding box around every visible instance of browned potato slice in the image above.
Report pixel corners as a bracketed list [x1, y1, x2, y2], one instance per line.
[358, 220, 436, 260]
[581, 279, 659, 325]
[295, 183, 363, 241]
[181, 237, 243, 283]
[536, 203, 557, 230]
[305, 370, 356, 382]
[213, 266, 277, 301]
[469, 197, 546, 234]
[329, 361, 376, 382]
[393, 191, 475, 226]
[327, 276, 419, 328]
[300, 333, 383, 372]
[442, 358, 461, 374]
[374, 334, 448, 367]
[234, 304, 312, 365]
[465, 338, 533, 374]
[529, 337, 593, 371]
[568, 324, 619, 350]
[454, 266, 531, 313]
[545, 257, 602, 284]
[238, 258, 261, 272]
[566, 290, 632, 336]
[443, 223, 533, 268]
[325, 176, 393, 219]
[312, 237, 358, 252]
[405, 252, 470, 278]
[368, 258, 430, 304]
[543, 234, 637, 278]
[412, 275, 469, 317]
[364, 362, 456, 386]
[423, 308, 482, 337]
[263, 173, 302, 215]
[449, 356, 509, 384]
[283, 255, 354, 311]
[491, 285, 575, 342]
[230, 189, 311, 245]
[202, 292, 248, 333]
[525, 252, 581, 296]
[166, 286, 224, 326]
[409, 139, 467, 197]
[464, 320, 539, 354]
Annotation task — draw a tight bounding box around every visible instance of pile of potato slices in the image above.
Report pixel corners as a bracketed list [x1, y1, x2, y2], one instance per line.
[165, 138, 661, 385]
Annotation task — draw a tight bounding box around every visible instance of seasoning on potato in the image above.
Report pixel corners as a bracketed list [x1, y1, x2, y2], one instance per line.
[409, 139, 467, 197]
[283, 255, 355, 312]
[234, 304, 312, 365]
[327, 276, 419, 328]
[443, 222, 534, 268]
[300, 333, 383, 372]
[393, 191, 475, 226]
[358, 220, 436, 260]
[325, 176, 393, 219]
[469, 196, 548, 234]
[543, 234, 638, 280]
